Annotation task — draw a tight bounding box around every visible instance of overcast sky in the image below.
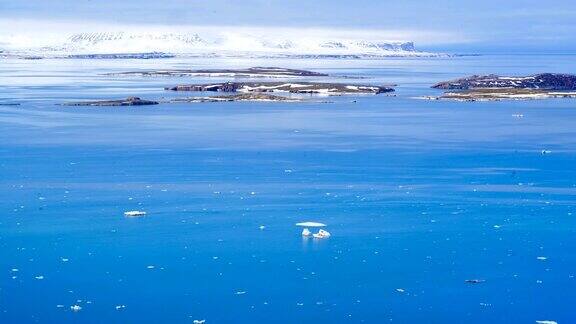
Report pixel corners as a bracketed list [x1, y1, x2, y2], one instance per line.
[1, 0, 575, 52]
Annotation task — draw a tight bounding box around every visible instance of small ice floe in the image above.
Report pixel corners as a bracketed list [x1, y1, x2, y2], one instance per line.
[61, 258, 69, 262]
[235, 291, 247, 295]
[493, 225, 501, 229]
[193, 320, 206, 324]
[296, 222, 326, 227]
[56, 305, 64, 308]
[70, 305, 82, 312]
[124, 210, 146, 217]
[536, 321, 558, 324]
[259, 225, 266, 230]
[35, 275, 44, 280]
[11, 268, 18, 272]
[312, 229, 331, 239]
[537, 256, 548, 261]
[146, 265, 155, 269]
[296, 222, 328, 238]
[396, 288, 405, 293]
[115, 305, 126, 310]
[541, 150, 552, 155]
[512, 114, 524, 118]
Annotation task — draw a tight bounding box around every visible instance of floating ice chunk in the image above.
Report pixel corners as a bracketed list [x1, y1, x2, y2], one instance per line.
[259, 225, 266, 230]
[56, 305, 64, 308]
[115, 305, 126, 310]
[146, 265, 155, 269]
[296, 222, 326, 227]
[193, 320, 206, 324]
[70, 305, 82, 312]
[124, 210, 146, 217]
[235, 291, 247, 295]
[61, 258, 69, 262]
[396, 288, 405, 293]
[11, 268, 18, 272]
[541, 150, 552, 155]
[537, 256, 548, 261]
[536, 321, 558, 324]
[302, 228, 312, 237]
[465, 279, 486, 284]
[35, 275, 44, 280]
[313, 229, 331, 239]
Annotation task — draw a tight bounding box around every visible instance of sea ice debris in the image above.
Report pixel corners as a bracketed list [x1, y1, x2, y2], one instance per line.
[313, 229, 331, 239]
[124, 210, 146, 217]
[296, 222, 326, 227]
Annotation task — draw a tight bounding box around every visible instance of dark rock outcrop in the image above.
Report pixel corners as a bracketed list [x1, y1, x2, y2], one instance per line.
[61, 97, 159, 106]
[109, 67, 329, 77]
[432, 73, 576, 90]
[170, 93, 302, 103]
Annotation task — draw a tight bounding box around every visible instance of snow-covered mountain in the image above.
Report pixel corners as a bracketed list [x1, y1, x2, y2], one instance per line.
[4, 31, 444, 58]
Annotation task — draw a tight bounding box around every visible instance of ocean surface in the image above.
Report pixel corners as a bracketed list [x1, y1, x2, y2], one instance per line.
[1, 55, 575, 323]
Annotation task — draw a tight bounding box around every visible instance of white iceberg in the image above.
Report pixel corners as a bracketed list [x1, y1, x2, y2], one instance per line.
[313, 229, 331, 239]
[70, 305, 82, 312]
[302, 228, 312, 237]
[295, 222, 326, 227]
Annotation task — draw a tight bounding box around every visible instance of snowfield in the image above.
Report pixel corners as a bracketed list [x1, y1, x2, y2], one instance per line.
[1, 31, 446, 58]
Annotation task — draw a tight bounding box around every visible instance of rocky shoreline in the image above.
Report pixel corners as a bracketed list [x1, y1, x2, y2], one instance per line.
[108, 67, 329, 78]
[429, 73, 576, 101]
[432, 73, 576, 90]
[60, 97, 159, 106]
[421, 88, 576, 101]
[170, 93, 304, 103]
[166, 81, 394, 95]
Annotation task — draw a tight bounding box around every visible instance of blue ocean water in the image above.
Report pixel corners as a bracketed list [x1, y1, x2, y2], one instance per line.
[1, 55, 576, 323]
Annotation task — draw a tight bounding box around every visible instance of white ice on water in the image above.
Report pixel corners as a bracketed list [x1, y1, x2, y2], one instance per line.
[313, 229, 331, 239]
[124, 210, 146, 217]
[296, 222, 326, 227]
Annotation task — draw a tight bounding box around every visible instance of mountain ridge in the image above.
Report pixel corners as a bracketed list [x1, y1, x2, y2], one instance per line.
[3, 31, 445, 58]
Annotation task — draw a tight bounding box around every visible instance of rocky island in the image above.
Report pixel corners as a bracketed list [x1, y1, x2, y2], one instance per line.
[61, 97, 159, 106]
[166, 81, 394, 95]
[108, 67, 329, 78]
[170, 93, 304, 103]
[432, 73, 576, 90]
[429, 73, 576, 101]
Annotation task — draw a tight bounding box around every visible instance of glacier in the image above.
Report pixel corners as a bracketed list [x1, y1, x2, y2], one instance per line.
[1, 31, 445, 58]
